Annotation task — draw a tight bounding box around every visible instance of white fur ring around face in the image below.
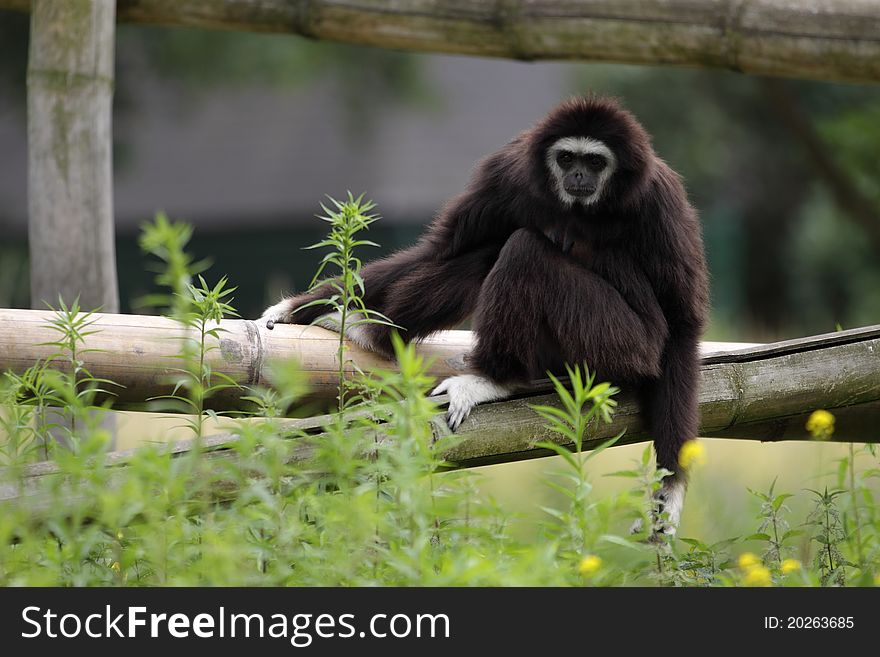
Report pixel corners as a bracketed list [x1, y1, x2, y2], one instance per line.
[430, 374, 511, 431]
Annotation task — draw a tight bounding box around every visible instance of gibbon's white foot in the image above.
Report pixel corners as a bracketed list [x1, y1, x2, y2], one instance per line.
[629, 478, 687, 539]
[430, 374, 512, 431]
[260, 299, 296, 329]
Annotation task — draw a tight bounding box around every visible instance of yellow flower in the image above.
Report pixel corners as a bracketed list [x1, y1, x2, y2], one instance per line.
[743, 565, 772, 587]
[806, 409, 835, 440]
[578, 555, 602, 575]
[678, 440, 707, 469]
[737, 552, 761, 570]
[116, 531, 124, 541]
[780, 559, 801, 575]
[110, 562, 121, 573]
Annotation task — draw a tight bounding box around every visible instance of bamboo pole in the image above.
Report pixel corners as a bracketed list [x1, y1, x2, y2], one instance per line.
[0, 308, 759, 407]
[3, 310, 880, 507]
[3, 322, 880, 507]
[2, 311, 879, 435]
[4, 0, 880, 84]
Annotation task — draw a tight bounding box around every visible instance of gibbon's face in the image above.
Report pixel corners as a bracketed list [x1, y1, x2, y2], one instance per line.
[546, 137, 617, 207]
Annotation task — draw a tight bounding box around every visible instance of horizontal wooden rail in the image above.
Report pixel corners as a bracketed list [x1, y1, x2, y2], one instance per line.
[0, 308, 756, 408]
[3, 1, 880, 84]
[3, 310, 880, 506]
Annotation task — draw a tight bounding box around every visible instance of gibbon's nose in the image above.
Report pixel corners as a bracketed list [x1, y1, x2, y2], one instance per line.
[564, 171, 595, 196]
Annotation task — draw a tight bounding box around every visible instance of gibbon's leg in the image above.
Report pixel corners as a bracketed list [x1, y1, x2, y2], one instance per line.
[436, 228, 666, 430]
[261, 243, 502, 357]
[636, 328, 701, 537]
[474, 228, 665, 380]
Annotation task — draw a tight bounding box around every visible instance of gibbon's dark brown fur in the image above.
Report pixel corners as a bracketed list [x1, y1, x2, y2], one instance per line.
[269, 96, 709, 482]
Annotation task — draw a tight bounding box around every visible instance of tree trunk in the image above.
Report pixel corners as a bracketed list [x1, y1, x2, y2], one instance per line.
[27, 0, 119, 313]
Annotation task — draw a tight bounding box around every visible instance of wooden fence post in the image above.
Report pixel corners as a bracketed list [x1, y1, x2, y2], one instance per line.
[27, 0, 119, 312]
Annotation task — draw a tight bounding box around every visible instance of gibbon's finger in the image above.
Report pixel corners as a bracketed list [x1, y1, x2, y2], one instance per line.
[430, 379, 451, 396]
[260, 299, 295, 330]
[447, 408, 466, 432]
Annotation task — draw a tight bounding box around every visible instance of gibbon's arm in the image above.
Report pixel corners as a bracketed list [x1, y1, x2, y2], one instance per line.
[429, 148, 521, 259]
[260, 170, 512, 355]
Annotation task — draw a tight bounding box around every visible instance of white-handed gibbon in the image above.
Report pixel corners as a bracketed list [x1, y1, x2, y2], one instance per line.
[261, 96, 709, 534]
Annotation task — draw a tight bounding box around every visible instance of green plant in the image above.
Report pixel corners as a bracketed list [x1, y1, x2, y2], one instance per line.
[677, 537, 736, 586]
[3, 298, 116, 456]
[747, 478, 801, 571]
[140, 212, 241, 437]
[146, 275, 240, 438]
[138, 212, 210, 317]
[806, 487, 850, 586]
[296, 193, 397, 412]
[530, 366, 621, 562]
[2, 200, 880, 588]
[140, 218, 242, 438]
[835, 442, 877, 572]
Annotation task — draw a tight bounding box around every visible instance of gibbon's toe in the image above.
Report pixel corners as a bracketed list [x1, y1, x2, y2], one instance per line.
[629, 517, 643, 535]
[630, 479, 687, 541]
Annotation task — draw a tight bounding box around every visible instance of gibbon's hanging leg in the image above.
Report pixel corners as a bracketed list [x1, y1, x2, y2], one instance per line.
[261, 242, 503, 357]
[434, 227, 667, 430]
[636, 324, 702, 537]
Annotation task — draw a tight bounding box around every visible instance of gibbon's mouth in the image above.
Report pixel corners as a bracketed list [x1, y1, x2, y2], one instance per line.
[564, 185, 596, 197]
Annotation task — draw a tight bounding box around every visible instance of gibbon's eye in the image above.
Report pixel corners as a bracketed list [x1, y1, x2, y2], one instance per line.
[586, 153, 606, 171]
[556, 151, 574, 168]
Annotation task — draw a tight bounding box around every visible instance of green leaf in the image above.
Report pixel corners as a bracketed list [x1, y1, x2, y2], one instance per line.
[533, 440, 578, 470]
[772, 493, 793, 511]
[599, 534, 645, 551]
[605, 470, 640, 478]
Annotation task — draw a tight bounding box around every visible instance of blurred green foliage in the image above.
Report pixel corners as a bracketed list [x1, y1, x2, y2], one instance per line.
[2, 208, 879, 587]
[3, 9, 880, 337]
[114, 24, 434, 132]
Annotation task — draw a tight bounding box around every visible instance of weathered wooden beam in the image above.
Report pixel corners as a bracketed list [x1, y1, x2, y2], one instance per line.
[3, 323, 879, 507]
[0, 308, 758, 407]
[4, 314, 880, 508]
[6, 398, 878, 512]
[3, 1, 880, 84]
[26, 0, 119, 313]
